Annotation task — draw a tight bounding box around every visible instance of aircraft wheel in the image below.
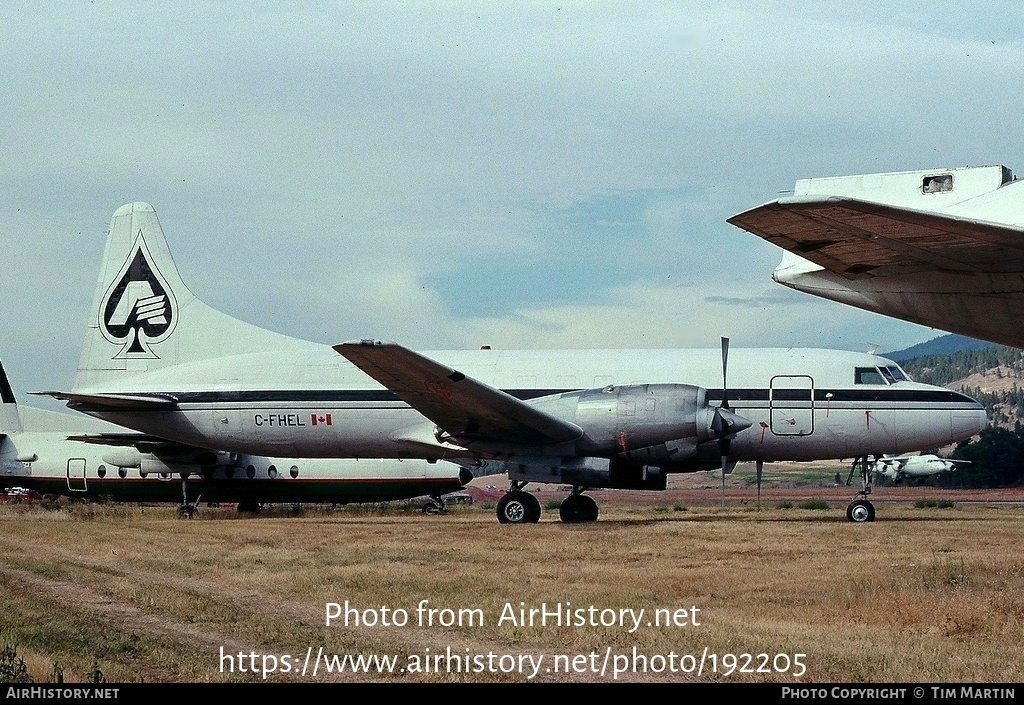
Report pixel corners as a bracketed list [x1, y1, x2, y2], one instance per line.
[497, 491, 538, 524]
[560, 495, 599, 523]
[523, 493, 541, 523]
[846, 499, 875, 523]
[176, 504, 196, 519]
[421, 501, 441, 515]
[581, 495, 599, 522]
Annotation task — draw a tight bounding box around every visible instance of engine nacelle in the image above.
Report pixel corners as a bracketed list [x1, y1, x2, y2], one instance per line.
[102, 449, 200, 476]
[102, 447, 226, 469]
[530, 383, 712, 456]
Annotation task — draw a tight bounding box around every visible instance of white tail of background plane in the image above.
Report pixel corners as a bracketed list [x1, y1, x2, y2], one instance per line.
[74, 202, 314, 390]
[0, 361, 22, 435]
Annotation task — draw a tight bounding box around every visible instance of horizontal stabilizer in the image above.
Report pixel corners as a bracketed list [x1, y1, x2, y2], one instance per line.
[333, 340, 583, 447]
[33, 391, 179, 409]
[66, 432, 177, 450]
[66, 433, 220, 467]
[728, 196, 1024, 278]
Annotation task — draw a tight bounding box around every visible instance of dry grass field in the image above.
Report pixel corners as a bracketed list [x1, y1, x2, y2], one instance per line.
[0, 471, 1021, 684]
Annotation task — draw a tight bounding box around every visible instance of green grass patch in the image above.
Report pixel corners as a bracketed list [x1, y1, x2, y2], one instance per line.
[913, 498, 956, 509]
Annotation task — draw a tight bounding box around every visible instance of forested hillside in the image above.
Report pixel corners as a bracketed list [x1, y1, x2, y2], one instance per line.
[900, 344, 1024, 427]
[896, 343, 1024, 488]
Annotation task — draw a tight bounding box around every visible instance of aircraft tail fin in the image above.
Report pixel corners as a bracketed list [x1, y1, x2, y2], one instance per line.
[73, 202, 314, 391]
[0, 361, 23, 435]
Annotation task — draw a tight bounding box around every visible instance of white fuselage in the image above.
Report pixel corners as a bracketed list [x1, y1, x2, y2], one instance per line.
[69, 345, 986, 467]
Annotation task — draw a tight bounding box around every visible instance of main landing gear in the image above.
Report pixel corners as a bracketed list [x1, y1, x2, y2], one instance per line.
[844, 456, 876, 523]
[495, 482, 599, 524]
[496, 482, 541, 524]
[559, 488, 598, 523]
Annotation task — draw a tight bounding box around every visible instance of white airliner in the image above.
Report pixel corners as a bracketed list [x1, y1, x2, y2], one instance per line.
[1, 363, 472, 516]
[40, 203, 987, 523]
[727, 164, 1024, 350]
[873, 454, 969, 484]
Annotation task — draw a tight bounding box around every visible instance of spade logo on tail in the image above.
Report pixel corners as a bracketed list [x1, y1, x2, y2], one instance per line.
[100, 232, 177, 358]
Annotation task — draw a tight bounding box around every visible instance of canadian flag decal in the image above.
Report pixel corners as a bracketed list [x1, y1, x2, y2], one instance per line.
[311, 413, 333, 426]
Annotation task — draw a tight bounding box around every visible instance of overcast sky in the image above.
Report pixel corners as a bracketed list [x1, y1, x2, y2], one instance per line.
[3, 2, 1022, 409]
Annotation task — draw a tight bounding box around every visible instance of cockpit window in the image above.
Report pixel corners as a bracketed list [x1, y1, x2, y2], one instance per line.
[886, 365, 908, 382]
[855, 367, 886, 385]
[879, 367, 896, 384]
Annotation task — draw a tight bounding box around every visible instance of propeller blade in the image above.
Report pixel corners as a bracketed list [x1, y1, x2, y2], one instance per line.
[719, 437, 732, 475]
[713, 336, 747, 477]
[720, 337, 730, 410]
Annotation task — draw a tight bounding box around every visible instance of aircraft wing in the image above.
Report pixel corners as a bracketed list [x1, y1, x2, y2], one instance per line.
[333, 340, 583, 447]
[727, 190, 1024, 349]
[727, 196, 1024, 279]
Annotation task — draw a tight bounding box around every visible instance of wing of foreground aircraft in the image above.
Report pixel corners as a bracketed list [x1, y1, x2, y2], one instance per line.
[728, 164, 1024, 349]
[333, 340, 584, 447]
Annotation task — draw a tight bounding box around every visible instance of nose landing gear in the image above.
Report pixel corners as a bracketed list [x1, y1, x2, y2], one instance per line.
[845, 456, 876, 523]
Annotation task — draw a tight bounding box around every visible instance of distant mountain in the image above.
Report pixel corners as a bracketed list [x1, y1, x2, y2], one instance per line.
[885, 334, 996, 362]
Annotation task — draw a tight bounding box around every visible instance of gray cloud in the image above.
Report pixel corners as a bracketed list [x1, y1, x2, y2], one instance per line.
[0, 2, 1013, 409]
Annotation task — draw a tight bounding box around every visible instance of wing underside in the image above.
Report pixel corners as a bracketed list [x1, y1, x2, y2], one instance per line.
[728, 196, 1024, 279]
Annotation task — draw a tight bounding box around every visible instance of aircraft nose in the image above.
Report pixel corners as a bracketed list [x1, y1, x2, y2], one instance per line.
[943, 384, 988, 441]
[952, 403, 987, 440]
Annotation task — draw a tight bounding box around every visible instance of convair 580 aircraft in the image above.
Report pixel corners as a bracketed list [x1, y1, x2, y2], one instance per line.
[1, 363, 472, 516]
[42, 203, 986, 523]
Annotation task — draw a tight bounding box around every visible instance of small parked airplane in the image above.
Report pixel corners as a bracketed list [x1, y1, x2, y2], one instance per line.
[38, 202, 987, 523]
[1, 362, 472, 517]
[727, 164, 1024, 351]
[873, 454, 969, 484]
